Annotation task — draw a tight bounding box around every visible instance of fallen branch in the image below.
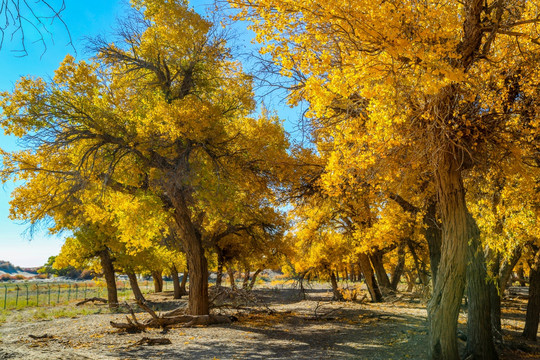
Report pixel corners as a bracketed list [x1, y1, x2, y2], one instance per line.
[29, 334, 53, 340]
[110, 300, 234, 332]
[76, 297, 107, 306]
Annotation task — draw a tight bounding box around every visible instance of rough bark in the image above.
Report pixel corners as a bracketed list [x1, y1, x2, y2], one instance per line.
[408, 239, 429, 287]
[487, 251, 503, 343]
[466, 216, 498, 360]
[98, 249, 118, 309]
[171, 265, 182, 299]
[370, 251, 391, 291]
[127, 271, 146, 303]
[152, 271, 164, 293]
[359, 253, 383, 302]
[242, 267, 250, 289]
[499, 247, 521, 294]
[427, 153, 470, 360]
[523, 246, 540, 340]
[169, 192, 209, 315]
[517, 265, 526, 286]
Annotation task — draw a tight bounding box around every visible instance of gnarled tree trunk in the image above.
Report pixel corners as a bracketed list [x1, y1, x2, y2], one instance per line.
[330, 271, 343, 301]
[370, 251, 391, 291]
[98, 249, 118, 309]
[216, 249, 224, 287]
[391, 242, 406, 291]
[152, 271, 163, 293]
[227, 266, 236, 290]
[248, 268, 262, 290]
[180, 269, 188, 295]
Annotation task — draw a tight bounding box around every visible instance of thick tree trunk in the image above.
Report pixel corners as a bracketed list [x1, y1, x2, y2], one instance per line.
[487, 251, 503, 343]
[517, 265, 526, 286]
[248, 268, 262, 290]
[169, 192, 209, 315]
[466, 217, 497, 360]
[127, 271, 146, 303]
[370, 251, 391, 290]
[171, 265, 182, 299]
[152, 271, 163, 292]
[428, 154, 470, 360]
[98, 249, 118, 309]
[499, 247, 521, 295]
[523, 246, 540, 340]
[227, 266, 236, 290]
[330, 271, 343, 301]
[359, 253, 383, 302]
[391, 242, 406, 291]
[180, 269, 188, 295]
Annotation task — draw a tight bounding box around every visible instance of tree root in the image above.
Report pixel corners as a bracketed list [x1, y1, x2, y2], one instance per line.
[131, 337, 172, 346]
[110, 300, 234, 332]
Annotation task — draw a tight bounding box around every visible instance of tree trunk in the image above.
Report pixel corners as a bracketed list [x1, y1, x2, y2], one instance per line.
[216, 249, 224, 287]
[424, 199, 442, 287]
[523, 246, 540, 340]
[466, 216, 497, 360]
[152, 271, 163, 293]
[126, 271, 146, 303]
[170, 192, 209, 315]
[227, 266, 236, 290]
[517, 265, 526, 286]
[359, 253, 383, 302]
[499, 247, 521, 295]
[98, 249, 118, 309]
[428, 153, 470, 360]
[391, 242, 406, 291]
[248, 268, 262, 290]
[242, 267, 250, 289]
[180, 269, 188, 295]
[408, 239, 429, 287]
[171, 265, 182, 299]
[487, 251, 503, 343]
[370, 251, 391, 290]
[330, 271, 343, 301]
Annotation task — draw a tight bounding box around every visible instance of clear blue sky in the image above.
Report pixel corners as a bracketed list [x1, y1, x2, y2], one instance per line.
[0, 1, 300, 267]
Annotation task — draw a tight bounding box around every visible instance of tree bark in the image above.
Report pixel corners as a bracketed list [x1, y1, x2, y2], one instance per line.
[227, 266, 236, 290]
[370, 251, 391, 290]
[180, 269, 188, 295]
[330, 271, 343, 301]
[391, 242, 406, 291]
[171, 265, 182, 299]
[127, 271, 146, 303]
[98, 249, 118, 309]
[152, 271, 163, 292]
[523, 245, 540, 340]
[248, 268, 262, 290]
[216, 249, 224, 287]
[466, 216, 497, 360]
[242, 267, 250, 289]
[499, 247, 521, 295]
[517, 265, 526, 286]
[427, 153, 470, 360]
[359, 253, 383, 302]
[169, 192, 209, 315]
[487, 251, 503, 343]
[424, 199, 442, 287]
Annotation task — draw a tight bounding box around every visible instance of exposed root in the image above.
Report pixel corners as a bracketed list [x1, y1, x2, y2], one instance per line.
[131, 337, 172, 346]
[76, 297, 107, 306]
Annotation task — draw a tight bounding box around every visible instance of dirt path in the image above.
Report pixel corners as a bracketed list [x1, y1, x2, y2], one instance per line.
[0, 287, 537, 359]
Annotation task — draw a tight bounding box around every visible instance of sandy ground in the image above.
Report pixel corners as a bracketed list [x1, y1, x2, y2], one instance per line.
[0, 286, 538, 360]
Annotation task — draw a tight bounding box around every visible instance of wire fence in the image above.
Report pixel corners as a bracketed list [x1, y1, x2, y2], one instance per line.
[0, 279, 173, 310]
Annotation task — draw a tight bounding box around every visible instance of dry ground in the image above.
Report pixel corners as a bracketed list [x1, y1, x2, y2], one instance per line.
[0, 285, 538, 360]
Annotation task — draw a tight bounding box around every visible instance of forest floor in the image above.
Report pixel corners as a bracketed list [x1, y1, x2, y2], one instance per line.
[0, 283, 538, 360]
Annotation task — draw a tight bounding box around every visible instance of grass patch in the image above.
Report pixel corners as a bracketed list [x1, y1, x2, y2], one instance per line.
[31, 306, 104, 321]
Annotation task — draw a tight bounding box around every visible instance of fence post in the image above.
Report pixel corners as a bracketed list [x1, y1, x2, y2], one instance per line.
[25, 284, 29, 305]
[57, 285, 61, 303]
[74, 284, 78, 299]
[47, 284, 51, 305]
[84, 284, 88, 299]
[68, 284, 71, 301]
[36, 284, 39, 306]
[15, 285, 19, 307]
[3, 285, 7, 309]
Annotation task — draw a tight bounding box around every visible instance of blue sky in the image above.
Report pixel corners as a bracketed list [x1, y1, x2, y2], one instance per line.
[0, 1, 301, 267]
